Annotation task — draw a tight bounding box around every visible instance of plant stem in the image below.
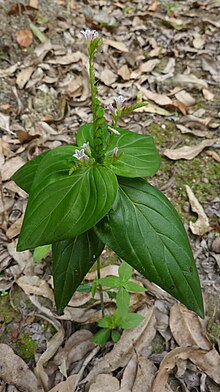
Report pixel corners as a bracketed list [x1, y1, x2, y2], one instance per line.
[97, 257, 105, 318]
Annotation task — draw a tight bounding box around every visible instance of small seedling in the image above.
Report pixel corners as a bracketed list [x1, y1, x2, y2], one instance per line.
[12, 28, 204, 344]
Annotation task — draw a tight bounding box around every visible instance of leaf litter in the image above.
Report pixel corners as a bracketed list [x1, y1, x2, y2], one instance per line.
[0, 0, 220, 391]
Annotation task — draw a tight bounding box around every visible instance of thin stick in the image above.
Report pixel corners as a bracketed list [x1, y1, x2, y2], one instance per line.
[97, 257, 105, 317]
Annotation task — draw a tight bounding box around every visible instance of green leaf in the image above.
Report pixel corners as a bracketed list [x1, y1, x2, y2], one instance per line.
[33, 244, 51, 262]
[119, 313, 144, 329]
[111, 329, 121, 343]
[52, 228, 104, 314]
[76, 284, 92, 293]
[77, 123, 110, 152]
[95, 177, 204, 318]
[118, 261, 133, 282]
[96, 276, 120, 289]
[124, 281, 147, 293]
[11, 150, 49, 193]
[116, 288, 130, 317]
[98, 315, 113, 328]
[17, 147, 118, 250]
[105, 127, 160, 178]
[92, 328, 110, 345]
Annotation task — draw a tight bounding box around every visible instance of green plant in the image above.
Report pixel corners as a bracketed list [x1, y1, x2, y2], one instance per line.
[12, 29, 204, 334]
[92, 261, 146, 345]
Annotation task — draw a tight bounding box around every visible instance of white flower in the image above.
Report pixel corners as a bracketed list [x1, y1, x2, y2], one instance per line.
[114, 96, 126, 108]
[73, 149, 89, 162]
[108, 126, 120, 135]
[81, 142, 91, 155]
[112, 147, 119, 158]
[81, 29, 99, 41]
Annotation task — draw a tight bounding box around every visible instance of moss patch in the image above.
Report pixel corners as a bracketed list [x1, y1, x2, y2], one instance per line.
[16, 332, 38, 360]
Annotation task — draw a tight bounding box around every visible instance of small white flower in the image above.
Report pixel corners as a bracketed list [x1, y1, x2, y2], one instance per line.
[81, 142, 91, 155]
[73, 149, 89, 162]
[81, 29, 99, 41]
[108, 126, 120, 135]
[112, 147, 119, 158]
[114, 96, 126, 108]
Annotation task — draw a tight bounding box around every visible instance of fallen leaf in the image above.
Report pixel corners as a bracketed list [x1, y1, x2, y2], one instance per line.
[132, 357, 157, 392]
[174, 90, 195, 106]
[16, 29, 33, 48]
[167, 99, 189, 115]
[202, 88, 214, 101]
[48, 375, 79, 392]
[205, 150, 220, 162]
[86, 265, 119, 280]
[148, 0, 158, 12]
[170, 304, 211, 349]
[0, 344, 43, 392]
[1, 156, 25, 181]
[185, 185, 210, 236]
[118, 64, 130, 80]
[0, 112, 13, 134]
[120, 356, 137, 390]
[0, 63, 18, 78]
[193, 33, 205, 49]
[6, 215, 24, 239]
[139, 87, 172, 106]
[100, 69, 118, 86]
[163, 138, 219, 160]
[89, 374, 120, 392]
[176, 124, 213, 138]
[16, 275, 54, 301]
[103, 38, 128, 52]
[168, 74, 208, 90]
[131, 59, 160, 78]
[16, 66, 35, 89]
[48, 50, 81, 65]
[29, 0, 39, 8]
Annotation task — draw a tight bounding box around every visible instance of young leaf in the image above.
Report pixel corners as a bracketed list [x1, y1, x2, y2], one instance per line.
[52, 228, 104, 314]
[105, 127, 160, 178]
[92, 328, 111, 345]
[118, 261, 133, 282]
[116, 288, 130, 317]
[98, 315, 113, 329]
[17, 155, 118, 250]
[119, 313, 144, 329]
[11, 150, 50, 193]
[124, 281, 147, 293]
[95, 177, 204, 318]
[76, 283, 91, 293]
[111, 329, 121, 343]
[96, 276, 120, 289]
[33, 244, 51, 262]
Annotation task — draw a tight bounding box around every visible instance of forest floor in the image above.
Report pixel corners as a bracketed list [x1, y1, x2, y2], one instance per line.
[0, 0, 220, 391]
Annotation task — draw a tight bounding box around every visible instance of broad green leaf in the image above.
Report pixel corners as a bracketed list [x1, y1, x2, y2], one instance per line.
[11, 150, 49, 193]
[52, 228, 104, 314]
[92, 328, 110, 345]
[76, 284, 91, 293]
[111, 330, 121, 343]
[116, 288, 130, 317]
[96, 276, 120, 289]
[76, 123, 110, 151]
[33, 244, 51, 262]
[98, 315, 113, 328]
[118, 261, 133, 282]
[124, 281, 147, 293]
[95, 177, 204, 318]
[17, 150, 118, 250]
[105, 127, 160, 178]
[120, 313, 144, 329]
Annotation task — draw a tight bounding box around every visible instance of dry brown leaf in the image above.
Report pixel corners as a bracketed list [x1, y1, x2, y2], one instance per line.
[132, 357, 157, 392]
[193, 33, 205, 49]
[29, 0, 39, 8]
[86, 265, 119, 280]
[163, 138, 219, 160]
[148, 0, 159, 12]
[48, 50, 81, 65]
[176, 124, 213, 138]
[168, 99, 189, 115]
[185, 185, 210, 236]
[174, 90, 195, 106]
[48, 375, 79, 392]
[120, 356, 137, 390]
[89, 374, 120, 392]
[16, 29, 33, 48]
[6, 215, 24, 239]
[0, 344, 43, 392]
[83, 306, 156, 384]
[131, 59, 160, 78]
[16, 66, 35, 89]
[168, 74, 208, 90]
[1, 156, 25, 181]
[170, 304, 211, 349]
[118, 64, 130, 80]
[16, 275, 54, 301]
[202, 88, 214, 101]
[139, 87, 172, 106]
[0, 112, 13, 134]
[103, 38, 128, 52]
[206, 150, 220, 162]
[100, 69, 117, 86]
[0, 63, 18, 78]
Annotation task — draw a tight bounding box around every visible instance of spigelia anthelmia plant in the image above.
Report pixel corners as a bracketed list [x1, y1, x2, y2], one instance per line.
[12, 29, 204, 342]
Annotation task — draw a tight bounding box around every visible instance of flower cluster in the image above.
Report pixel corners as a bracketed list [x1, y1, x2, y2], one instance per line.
[81, 29, 99, 41]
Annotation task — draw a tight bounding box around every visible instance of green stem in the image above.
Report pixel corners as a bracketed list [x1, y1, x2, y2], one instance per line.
[97, 257, 105, 318]
[89, 53, 97, 123]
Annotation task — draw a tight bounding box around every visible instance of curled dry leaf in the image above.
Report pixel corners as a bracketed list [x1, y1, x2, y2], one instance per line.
[120, 356, 137, 390]
[89, 374, 120, 392]
[163, 138, 219, 160]
[103, 38, 129, 52]
[16, 275, 54, 301]
[118, 64, 130, 81]
[185, 185, 210, 236]
[176, 124, 213, 138]
[168, 74, 208, 90]
[139, 86, 172, 106]
[0, 344, 43, 392]
[16, 66, 35, 89]
[6, 215, 24, 239]
[170, 304, 211, 349]
[202, 88, 214, 101]
[2, 156, 25, 181]
[48, 375, 79, 392]
[206, 150, 220, 163]
[100, 69, 118, 86]
[16, 29, 33, 48]
[132, 357, 157, 392]
[174, 90, 195, 106]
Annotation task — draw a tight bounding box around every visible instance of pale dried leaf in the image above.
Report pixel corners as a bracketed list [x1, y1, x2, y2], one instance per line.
[174, 90, 195, 106]
[68, 291, 92, 307]
[206, 150, 220, 162]
[118, 64, 130, 80]
[0, 344, 43, 392]
[1, 156, 25, 181]
[6, 215, 23, 239]
[86, 265, 119, 280]
[48, 50, 81, 65]
[89, 374, 120, 392]
[170, 304, 211, 349]
[139, 86, 172, 106]
[131, 59, 160, 78]
[163, 138, 219, 160]
[16, 275, 54, 301]
[100, 69, 117, 86]
[0, 63, 18, 78]
[132, 357, 157, 392]
[103, 38, 128, 52]
[193, 33, 205, 49]
[16, 66, 35, 89]
[168, 74, 208, 90]
[48, 375, 78, 392]
[185, 185, 210, 236]
[120, 356, 137, 390]
[176, 124, 213, 138]
[0, 112, 12, 134]
[84, 307, 156, 384]
[202, 88, 214, 101]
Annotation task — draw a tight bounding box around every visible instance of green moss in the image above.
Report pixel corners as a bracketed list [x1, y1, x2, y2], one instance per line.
[0, 295, 20, 324]
[151, 333, 164, 354]
[16, 333, 38, 360]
